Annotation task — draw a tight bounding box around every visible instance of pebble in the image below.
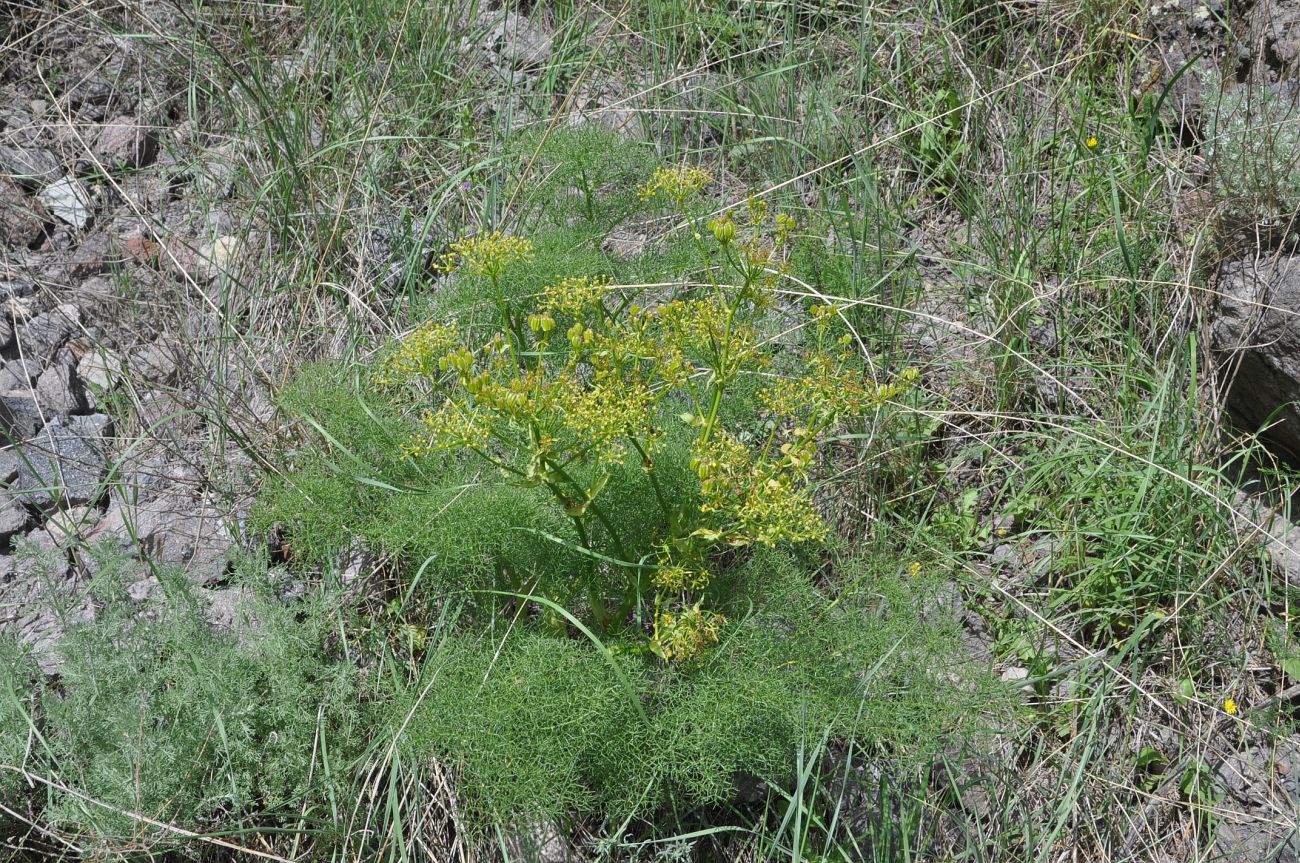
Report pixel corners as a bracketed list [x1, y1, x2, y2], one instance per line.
[38, 176, 94, 229]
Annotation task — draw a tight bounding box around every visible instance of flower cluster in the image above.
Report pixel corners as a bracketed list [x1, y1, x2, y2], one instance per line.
[691, 432, 827, 548]
[552, 378, 656, 465]
[653, 297, 762, 370]
[540, 275, 611, 317]
[375, 321, 460, 387]
[637, 165, 711, 205]
[439, 231, 535, 279]
[653, 603, 724, 663]
[760, 362, 918, 422]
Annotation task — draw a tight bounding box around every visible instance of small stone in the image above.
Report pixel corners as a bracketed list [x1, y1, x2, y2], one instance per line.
[1001, 666, 1030, 683]
[68, 234, 111, 279]
[0, 177, 48, 248]
[127, 575, 160, 603]
[0, 145, 60, 189]
[17, 304, 81, 367]
[88, 490, 232, 585]
[0, 391, 43, 440]
[489, 11, 553, 68]
[196, 235, 242, 282]
[28, 100, 47, 115]
[93, 115, 158, 170]
[0, 280, 35, 300]
[197, 586, 253, 632]
[501, 821, 571, 863]
[0, 361, 23, 391]
[0, 531, 89, 675]
[0, 494, 31, 540]
[193, 146, 237, 199]
[121, 230, 158, 265]
[37, 175, 94, 229]
[35, 363, 84, 414]
[44, 505, 96, 544]
[77, 348, 120, 391]
[5, 297, 35, 323]
[129, 340, 178, 384]
[990, 543, 1018, 568]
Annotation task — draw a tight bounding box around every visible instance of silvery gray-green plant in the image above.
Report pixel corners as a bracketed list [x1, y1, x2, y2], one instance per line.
[1205, 73, 1300, 236]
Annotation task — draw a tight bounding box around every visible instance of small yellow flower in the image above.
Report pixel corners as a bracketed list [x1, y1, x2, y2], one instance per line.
[908, 561, 922, 578]
[1224, 697, 1238, 716]
[1085, 135, 1099, 149]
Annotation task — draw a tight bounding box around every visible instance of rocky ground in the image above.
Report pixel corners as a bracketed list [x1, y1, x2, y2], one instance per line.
[0, 3, 249, 675]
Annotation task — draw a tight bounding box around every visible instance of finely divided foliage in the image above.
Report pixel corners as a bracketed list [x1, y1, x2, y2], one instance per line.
[2, 0, 1292, 860]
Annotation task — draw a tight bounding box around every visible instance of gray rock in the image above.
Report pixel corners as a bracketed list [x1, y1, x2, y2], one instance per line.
[44, 505, 97, 544]
[1000, 666, 1030, 683]
[0, 391, 44, 440]
[501, 821, 572, 863]
[0, 145, 60, 189]
[34, 363, 83, 414]
[0, 413, 110, 507]
[0, 494, 30, 540]
[76, 348, 120, 408]
[0, 361, 31, 392]
[1213, 737, 1300, 861]
[487, 11, 553, 69]
[989, 542, 1018, 568]
[0, 280, 36, 301]
[88, 491, 232, 586]
[1244, 0, 1300, 81]
[1214, 256, 1300, 461]
[0, 532, 89, 675]
[93, 115, 157, 170]
[68, 233, 111, 279]
[1212, 822, 1300, 862]
[196, 235, 242, 282]
[0, 177, 47, 248]
[16, 304, 81, 369]
[197, 586, 253, 633]
[37, 176, 93, 229]
[126, 575, 160, 603]
[129, 339, 178, 384]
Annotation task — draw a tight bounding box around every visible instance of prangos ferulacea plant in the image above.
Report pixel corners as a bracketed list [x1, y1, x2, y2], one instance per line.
[377, 168, 916, 659]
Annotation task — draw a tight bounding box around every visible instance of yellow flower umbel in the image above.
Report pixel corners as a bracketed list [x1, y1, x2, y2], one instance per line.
[440, 231, 535, 280]
[375, 320, 460, 387]
[638, 165, 711, 206]
[540, 275, 611, 317]
[652, 602, 724, 663]
[691, 432, 827, 548]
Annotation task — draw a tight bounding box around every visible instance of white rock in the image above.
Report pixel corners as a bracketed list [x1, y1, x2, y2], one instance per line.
[197, 235, 242, 282]
[77, 348, 121, 391]
[38, 175, 93, 229]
